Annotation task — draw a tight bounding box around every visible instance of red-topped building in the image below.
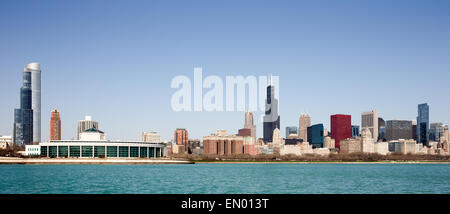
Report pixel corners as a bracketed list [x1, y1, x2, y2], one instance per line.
[331, 114, 352, 150]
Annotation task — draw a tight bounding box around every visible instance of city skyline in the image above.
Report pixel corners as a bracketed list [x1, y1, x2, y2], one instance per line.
[1, 0, 450, 141]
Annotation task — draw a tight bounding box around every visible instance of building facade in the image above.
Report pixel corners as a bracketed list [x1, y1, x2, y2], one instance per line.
[77, 116, 99, 140]
[29, 63, 41, 144]
[50, 109, 61, 141]
[203, 130, 246, 155]
[299, 114, 311, 142]
[361, 110, 378, 141]
[385, 120, 413, 141]
[40, 141, 165, 158]
[330, 114, 352, 150]
[417, 103, 429, 146]
[307, 124, 324, 148]
[174, 128, 188, 153]
[430, 123, 448, 142]
[79, 128, 106, 141]
[263, 84, 280, 143]
[0, 136, 12, 150]
[244, 111, 256, 139]
[13, 64, 34, 145]
[142, 132, 161, 143]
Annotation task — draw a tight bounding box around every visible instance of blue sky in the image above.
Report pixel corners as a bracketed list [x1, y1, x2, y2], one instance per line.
[1, 0, 449, 141]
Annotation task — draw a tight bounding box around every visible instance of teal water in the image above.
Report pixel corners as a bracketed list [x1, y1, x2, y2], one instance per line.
[0, 164, 449, 194]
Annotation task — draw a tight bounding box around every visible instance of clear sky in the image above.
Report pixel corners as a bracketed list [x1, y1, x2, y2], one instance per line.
[1, 0, 449, 141]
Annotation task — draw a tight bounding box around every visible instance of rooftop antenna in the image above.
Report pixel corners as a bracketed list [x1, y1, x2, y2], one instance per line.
[269, 73, 273, 86]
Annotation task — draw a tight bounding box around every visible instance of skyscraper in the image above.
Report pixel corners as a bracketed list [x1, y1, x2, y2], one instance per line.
[429, 123, 448, 142]
[307, 124, 324, 148]
[378, 117, 386, 142]
[417, 103, 429, 146]
[299, 114, 311, 142]
[244, 111, 256, 139]
[50, 109, 61, 141]
[361, 110, 378, 141]
[263, 83, 280, 143]
[28, 63, 41, 143]
[13, 65, 33, 145]
[77, 116, 99, 140]
[385, 120, 413, 141]
[174, 128, 189, 153]
[330, 114, 352, 150]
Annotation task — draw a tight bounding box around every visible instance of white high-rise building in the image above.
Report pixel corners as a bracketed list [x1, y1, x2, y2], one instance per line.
[77, 116, 99, 140]
[26, 63, 41, 143]
[361, 110, 379, 141]
[299, 114, 311, 142]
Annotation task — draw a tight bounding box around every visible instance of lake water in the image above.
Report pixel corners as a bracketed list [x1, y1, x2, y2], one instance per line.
[0, 163, 449, 194]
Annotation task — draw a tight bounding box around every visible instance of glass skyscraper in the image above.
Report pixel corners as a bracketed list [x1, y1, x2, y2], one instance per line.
[13, 67, 33, 145]
[307, 124, 324, 148]
[263, 83, 280, 143]
[417, 103, 429, 146]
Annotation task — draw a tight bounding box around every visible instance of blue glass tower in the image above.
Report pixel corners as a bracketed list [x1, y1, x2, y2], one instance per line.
[307, 124, 324, 148]
[417, 103, 429, 146]
[13, 68, 33, 145]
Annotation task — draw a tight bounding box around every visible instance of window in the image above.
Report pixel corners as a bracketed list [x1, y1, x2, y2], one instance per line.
[94, 146, 106, 157]
[156, 148, 161, 157]
[82, 146, 93, 157]
[40, 146, 48, 157]
[119, 146, 129, 157]
[107, 146, 117, 157]
[58, 146, 68, 157]
[70, 146, 80, 157]
[149, 147, 155, 158]
[130, 147, 139, 157]
[49, 146, 57, 158]
[140, 147, 148, 158]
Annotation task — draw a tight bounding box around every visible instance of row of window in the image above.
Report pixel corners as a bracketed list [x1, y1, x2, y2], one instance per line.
[41, 146, 162, 158]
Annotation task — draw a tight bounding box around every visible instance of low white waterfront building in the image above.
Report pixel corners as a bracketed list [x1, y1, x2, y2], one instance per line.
[22, 145, 41, 156]
[40, 140, 166, 158]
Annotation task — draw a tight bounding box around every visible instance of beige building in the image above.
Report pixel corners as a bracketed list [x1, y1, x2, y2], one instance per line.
[375, 142, 389, 155]
[400, 140, 416, 154]
[323, 136, 335, 149]
[0, 136, 12, 150]
[244, 111, 257, 139]
[361, 128, 375, 153]
[361, 110, 379, 141]
[172, 144, 185, 154]
[339, 130, 388, 155]
[142, 132, 161, 143]
[299, 114, 311, 142]
[340, 138, 362, 154]
[280, 145, 302, 156]
[272, 128, 282, 147]
[77, 116, 99, 140]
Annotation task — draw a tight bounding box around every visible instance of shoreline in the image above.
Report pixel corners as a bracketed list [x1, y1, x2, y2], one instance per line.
[1, 157, 449, 165]
[0, 157, 194, 165]
[193, 161, 450, 164]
